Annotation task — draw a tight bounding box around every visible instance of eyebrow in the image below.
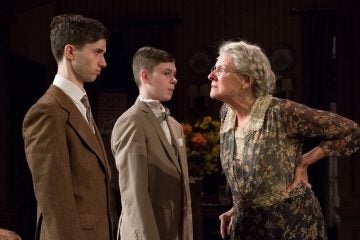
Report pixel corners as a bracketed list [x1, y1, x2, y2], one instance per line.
[215, 65, 226, 69]
[94, 47, 106, 53]
[163, 68, 176, 72]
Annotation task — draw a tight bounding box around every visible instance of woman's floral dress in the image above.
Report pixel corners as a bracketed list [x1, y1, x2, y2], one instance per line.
[220, 95, 360, 240]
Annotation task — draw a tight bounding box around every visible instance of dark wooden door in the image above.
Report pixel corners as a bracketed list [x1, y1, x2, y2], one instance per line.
[336, 0, 360, 239]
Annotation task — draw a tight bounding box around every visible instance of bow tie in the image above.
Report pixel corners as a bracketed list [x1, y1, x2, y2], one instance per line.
[159, 108, 170, 121]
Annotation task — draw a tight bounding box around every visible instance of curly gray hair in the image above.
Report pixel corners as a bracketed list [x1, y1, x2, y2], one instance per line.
[219, 40, 276, 97]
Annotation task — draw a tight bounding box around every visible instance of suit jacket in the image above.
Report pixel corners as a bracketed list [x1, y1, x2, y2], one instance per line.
[111, 99, 193, 240]
[23, 85, 113, 240]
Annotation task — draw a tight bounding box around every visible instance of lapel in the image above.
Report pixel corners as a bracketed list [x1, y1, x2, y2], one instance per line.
[167, 118, 184, 171]
[47, 85, 108, 171]
[135, 99, 182, 173]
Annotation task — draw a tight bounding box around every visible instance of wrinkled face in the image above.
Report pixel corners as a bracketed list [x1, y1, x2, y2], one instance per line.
[71, 39, 107, 84]
[208, 53, 248, 102]
[144, 62, 177, 101]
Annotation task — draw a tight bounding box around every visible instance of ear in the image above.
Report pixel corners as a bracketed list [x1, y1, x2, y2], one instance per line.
[140, 69, 150, 84]
[64, 44, 75, 60]
[243, 76, 254, 88]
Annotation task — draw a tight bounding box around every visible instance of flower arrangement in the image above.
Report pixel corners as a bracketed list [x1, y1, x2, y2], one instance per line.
[182, 116, 221, 178]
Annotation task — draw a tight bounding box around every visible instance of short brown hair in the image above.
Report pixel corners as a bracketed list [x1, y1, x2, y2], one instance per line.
[50, 14, 109, 62]
[132, 46, 175, 86]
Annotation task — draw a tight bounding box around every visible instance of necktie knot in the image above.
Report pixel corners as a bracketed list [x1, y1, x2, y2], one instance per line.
[159, 108, 170, 121]
[81, 95, 90, 110]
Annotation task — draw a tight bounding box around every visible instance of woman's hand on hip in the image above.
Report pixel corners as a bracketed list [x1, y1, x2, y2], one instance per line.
[287, 147, 327, 193]
[287, 158, 312, 193]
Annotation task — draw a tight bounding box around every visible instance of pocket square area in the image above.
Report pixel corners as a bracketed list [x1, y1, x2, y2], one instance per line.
[177, 138, 184, 146]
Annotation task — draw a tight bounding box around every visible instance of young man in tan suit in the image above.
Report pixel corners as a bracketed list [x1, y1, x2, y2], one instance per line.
[111, 46, 193, 240]
[23, 14, 114, 240]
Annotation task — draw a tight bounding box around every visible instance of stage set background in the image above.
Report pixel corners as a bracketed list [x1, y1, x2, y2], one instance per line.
[1, 0, 359, 239]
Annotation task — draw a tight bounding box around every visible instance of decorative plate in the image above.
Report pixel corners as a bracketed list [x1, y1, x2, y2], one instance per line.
[270, 46, 294, 72]
[189, 51, 212, 74]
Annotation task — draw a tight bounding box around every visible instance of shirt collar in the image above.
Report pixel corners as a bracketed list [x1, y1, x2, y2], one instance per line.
[138, 95, 165, 111]
[53, 74, 86, 103]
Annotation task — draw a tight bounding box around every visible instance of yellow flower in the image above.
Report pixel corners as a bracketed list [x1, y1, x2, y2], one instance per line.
[199, 116, 212, 129]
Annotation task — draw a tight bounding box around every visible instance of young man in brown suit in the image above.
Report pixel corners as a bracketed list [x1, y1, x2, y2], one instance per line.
[23, 14, 114, 240]
[111, 46, 193, 240]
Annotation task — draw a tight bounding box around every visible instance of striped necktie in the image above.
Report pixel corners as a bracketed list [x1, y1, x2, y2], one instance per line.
[81, 95, 95, 133]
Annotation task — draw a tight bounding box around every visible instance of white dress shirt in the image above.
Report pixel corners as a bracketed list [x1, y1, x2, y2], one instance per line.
[139, 96, 172, 145]
[53, 75, 89, 123]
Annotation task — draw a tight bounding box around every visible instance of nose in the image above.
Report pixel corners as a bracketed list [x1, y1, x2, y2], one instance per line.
[171, 76, 178, 84]
[99, 55, 107, 68]
[208, 71, 217, 81]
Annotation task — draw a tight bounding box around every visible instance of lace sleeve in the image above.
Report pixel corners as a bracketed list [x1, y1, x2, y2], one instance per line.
[281, 99, 360, 157]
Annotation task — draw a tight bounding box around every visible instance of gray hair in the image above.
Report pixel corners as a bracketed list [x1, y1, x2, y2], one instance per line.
[219, 40, 276, 97]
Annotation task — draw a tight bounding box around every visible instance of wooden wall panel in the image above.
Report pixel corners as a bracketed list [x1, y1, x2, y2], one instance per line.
[255, 0, 270, 50]
[0, 15, 11, 229]
[3, 1, 346, 239]
[337, 0, 360, 200]
[337, 1, 360, 239]
[39, 0, 335, 119]
[269, 0, 286, 47]
[284, 0, 302, 101]
[239, 1, 256, 42]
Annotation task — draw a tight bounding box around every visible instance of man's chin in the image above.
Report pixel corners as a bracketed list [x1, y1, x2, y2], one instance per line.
[84, 77, 97, 83]
[161, 96, 172, 102]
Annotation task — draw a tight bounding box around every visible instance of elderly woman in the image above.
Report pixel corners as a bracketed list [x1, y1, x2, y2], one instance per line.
[208, 40, 360, 240]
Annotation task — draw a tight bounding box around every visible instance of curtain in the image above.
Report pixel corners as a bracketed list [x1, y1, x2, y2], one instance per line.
[302, 11, 335, 110]
[300, 9, 337, 230]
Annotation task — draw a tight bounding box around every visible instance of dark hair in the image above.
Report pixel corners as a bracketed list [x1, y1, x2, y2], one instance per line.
[132, 46, 175, 86]
[50, 14, 109, 62]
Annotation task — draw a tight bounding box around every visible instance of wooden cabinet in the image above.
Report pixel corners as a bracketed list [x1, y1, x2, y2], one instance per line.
[202, 204, 231, 240]
[190, 175, 231, 240]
